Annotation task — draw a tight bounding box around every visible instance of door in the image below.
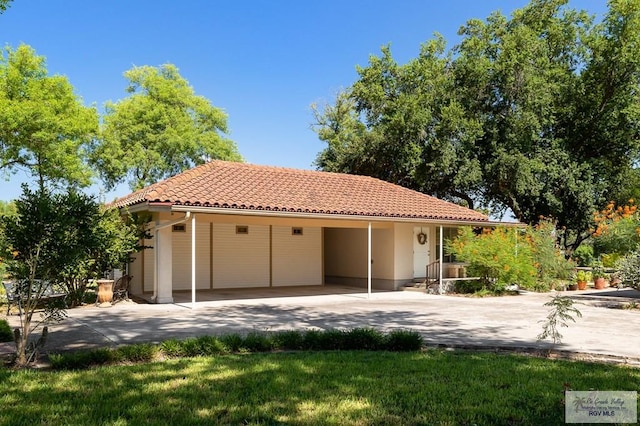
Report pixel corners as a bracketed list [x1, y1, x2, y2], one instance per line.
[413, 227, 430, 278]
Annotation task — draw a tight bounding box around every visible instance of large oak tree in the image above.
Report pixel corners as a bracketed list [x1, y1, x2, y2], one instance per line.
[313, 0, 640, 254]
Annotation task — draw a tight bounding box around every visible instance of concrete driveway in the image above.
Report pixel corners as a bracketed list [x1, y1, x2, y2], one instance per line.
[3, 287, 640, 361]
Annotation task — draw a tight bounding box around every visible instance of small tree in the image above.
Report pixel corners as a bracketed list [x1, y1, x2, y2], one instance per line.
[1, 187, 141, 365]
[537, 296, 582, 345]
[1, 187, 69, 366]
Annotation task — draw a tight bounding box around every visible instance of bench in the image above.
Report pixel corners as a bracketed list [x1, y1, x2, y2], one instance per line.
[2, 280, 66, 315]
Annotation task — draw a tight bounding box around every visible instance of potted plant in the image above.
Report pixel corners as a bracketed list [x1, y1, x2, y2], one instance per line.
[576, 270, 591, 290]
[592, 263, 608, 290]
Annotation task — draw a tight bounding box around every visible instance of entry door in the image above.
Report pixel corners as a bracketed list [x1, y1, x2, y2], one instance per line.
[413, 227, 431, 278]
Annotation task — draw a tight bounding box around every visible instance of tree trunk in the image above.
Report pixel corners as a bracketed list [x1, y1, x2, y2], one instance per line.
[13, 327, 27, 367]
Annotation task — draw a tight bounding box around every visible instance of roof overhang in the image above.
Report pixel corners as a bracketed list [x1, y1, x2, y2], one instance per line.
[161, 204, 523, 228]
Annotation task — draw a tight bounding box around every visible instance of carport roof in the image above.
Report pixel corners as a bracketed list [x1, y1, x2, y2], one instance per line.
[111, 160, 490, 223]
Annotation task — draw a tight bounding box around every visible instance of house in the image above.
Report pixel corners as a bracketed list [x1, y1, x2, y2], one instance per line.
[111, 160, 496, 304]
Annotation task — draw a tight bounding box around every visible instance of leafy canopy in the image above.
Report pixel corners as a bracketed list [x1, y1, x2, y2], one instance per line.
[0, 44, 99, 191]
[93, 64, 242, 191]
[313, 0, 640, 254]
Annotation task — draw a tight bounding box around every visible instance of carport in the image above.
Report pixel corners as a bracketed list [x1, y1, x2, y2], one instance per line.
[111, 160, 495, 307]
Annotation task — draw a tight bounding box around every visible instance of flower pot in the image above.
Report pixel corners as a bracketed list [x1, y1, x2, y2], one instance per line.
[577, 280, 587, 290]
[568, 284, 578, 291]
[594, 277, 606, 290]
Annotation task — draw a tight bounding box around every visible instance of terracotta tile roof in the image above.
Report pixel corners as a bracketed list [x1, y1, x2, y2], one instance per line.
[111, 161, 488, 222]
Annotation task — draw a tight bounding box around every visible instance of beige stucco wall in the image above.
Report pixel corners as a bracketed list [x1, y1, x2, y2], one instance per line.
[127, 250, 144, 295]
[211, 223, 270, 288]
[125, 210, 455, 297]
[143, 238, 154, 292]
[171, 221, 211, 290]
[272, 226, 322, 286]
[393, 223, 414, 280]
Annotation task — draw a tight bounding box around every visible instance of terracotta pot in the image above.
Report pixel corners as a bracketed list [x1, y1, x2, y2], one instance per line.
[577, 280, 587, 290]
[594, 277, 606, 290]
[568, 284, 578, 291]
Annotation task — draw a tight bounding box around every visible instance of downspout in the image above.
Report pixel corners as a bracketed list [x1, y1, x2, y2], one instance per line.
[152, 211, 191, 302]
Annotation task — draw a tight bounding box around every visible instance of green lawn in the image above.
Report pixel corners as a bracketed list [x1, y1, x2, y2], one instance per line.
[1, 350, 638, 425]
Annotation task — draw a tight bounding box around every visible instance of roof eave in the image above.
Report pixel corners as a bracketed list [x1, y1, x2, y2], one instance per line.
[169, 204, 519, 227]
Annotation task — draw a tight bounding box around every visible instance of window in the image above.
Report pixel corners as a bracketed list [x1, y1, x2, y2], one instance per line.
[236, 225, 249, 235]
[172, 224, 186, 232]
[435, 227, 458, 262]
[292, 227, 303, 236]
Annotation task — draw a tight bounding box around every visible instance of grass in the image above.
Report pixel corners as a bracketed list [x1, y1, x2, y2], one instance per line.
[1, 350, 638, 425]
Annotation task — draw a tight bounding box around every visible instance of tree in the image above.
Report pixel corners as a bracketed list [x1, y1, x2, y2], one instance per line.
[0, 0, 12, 13]
[93, 64, 242, 191]
[1, 186, 142, 365]
[313, 0, 640, 254]
[0, 44, 99, 192]
[1, 187, 69, 366]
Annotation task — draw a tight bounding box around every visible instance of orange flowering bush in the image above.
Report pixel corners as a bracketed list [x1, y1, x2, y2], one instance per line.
[447, 220, 573, 292]
[592, 200, 640, 257]
[447, 226, 536, 291]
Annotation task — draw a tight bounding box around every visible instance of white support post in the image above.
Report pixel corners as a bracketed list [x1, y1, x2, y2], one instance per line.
[153, 228, 158, 302]
[191, 213, 196, 309]
[439, 225, 443, 295]
[155, 225, 174, 303]
[152, 212, 190, 304]
[367, 221, 372, 299]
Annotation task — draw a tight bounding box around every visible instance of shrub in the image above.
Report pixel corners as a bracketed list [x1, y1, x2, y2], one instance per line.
[342, 328, 385, 350]
[272, 330, 304, 350]
[167, 336, 228, 357]
[384, 330, 424, 351]
[573, 244, 594, 267]
[242, 331, 273, 352]
[447, 227, 536, 291]
[593, 201, 640, 257]
[0, 319, 12, 343]
[160, 338, 184, 357]
[317, 328, 345, 350]
[454, 279, 486, 294]
[115, 343, 157, 363]
[195, 335, 228, 355]
[448, 221, 574, 293]
[617, 251, 640, 291]
[300, 329, 325, 350]
[219, 333, 245, 352]
[49, 348, 114, 370]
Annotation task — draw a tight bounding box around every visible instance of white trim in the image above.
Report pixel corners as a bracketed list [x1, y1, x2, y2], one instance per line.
[169, 205, 513, 227]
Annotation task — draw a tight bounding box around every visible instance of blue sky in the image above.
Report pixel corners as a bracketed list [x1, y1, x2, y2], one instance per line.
[0, 0, 607, 202]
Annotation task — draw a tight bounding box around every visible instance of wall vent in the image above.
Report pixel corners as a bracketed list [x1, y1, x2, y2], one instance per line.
[236, 225, 249, 235]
